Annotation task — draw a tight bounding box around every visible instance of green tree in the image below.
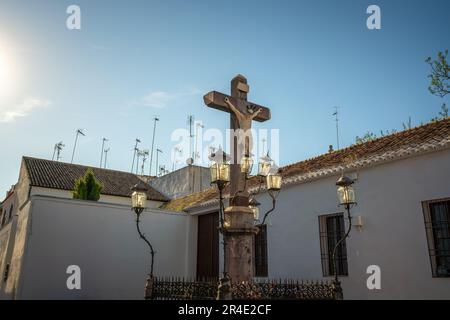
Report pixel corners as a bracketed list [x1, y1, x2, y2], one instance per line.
[426, 50, 450, 98]
[73, 169, 103, 201]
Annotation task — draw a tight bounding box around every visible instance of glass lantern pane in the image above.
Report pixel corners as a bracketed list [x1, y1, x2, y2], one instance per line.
[337, 186, 355, 205]
[131, 191, 138, 207]
[210, 163, 218, 183]
[267, 174, 282, 191]
[241, 157, 253, 174]
[346, 186, 356, 203]
[258, 162, 271, 176]
[139, 193, 147, 208]
[132, 191, 147, 209]
[219, 163, 230, 182]
[252, 206, 260, 221]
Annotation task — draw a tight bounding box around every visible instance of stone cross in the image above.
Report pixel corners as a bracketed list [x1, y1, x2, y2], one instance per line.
[204, 74, 271, 205]
[204, 75, 271, 284]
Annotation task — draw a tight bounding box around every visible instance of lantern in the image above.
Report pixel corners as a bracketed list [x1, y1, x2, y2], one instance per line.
[249, 198, 261, 221]
[131, 183, 148, 211]
[210, 162, 230, 185]
[258, 154, 272, 177]
[240, 155, 253, 175]
[266, 169, 282, 191]
[209, 147, 230, 187]
[336, 175, 356, 205]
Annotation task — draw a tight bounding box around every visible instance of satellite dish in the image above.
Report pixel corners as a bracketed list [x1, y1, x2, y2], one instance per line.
[186, 157, 194, 166]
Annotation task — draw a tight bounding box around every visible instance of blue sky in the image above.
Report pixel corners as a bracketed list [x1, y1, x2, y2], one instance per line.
[0, 0, 449, 196]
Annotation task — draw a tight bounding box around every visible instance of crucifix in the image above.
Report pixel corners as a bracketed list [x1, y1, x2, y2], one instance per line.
[204, 74, 271, 285]
[204, 74, 271, 205]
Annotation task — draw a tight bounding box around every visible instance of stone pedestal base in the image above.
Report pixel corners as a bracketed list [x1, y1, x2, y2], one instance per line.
[144, 276, 154, 300]
[223, 206, 258, 284]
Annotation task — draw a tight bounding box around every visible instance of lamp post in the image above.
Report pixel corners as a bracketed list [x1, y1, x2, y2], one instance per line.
[209, 148, 283, 299]
[209, 148, 230, 228]
[332, 174, 356, 300]
[209, 147, 232, 299]
[260, 168, 282, 225]
[131, 183, 155, 299]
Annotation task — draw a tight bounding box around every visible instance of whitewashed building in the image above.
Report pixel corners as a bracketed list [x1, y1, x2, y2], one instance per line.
[1, 118, 449, 299]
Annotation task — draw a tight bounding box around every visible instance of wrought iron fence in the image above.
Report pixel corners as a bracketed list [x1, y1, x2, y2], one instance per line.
[150, 277, 337, 300]
[152, 277, 218, 300]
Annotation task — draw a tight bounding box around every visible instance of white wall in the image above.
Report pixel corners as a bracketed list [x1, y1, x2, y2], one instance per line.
[258, 148, 450, 299]
[150, 165, 211, 199]
[30, 186, 164, 208]
[15, 196, 196, 300]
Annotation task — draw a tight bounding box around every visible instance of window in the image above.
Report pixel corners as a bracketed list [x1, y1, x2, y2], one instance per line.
[318, 213, 348, 277]
[254, 224, 268, 277]
[422, 199, 450, 277]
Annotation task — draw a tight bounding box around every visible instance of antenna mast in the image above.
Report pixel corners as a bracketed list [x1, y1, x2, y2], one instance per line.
[71, 129, 85, 164]
[172, 146, 182, 171]
[138, 149, 149, 176]
[104, 148, 110, 169]
[333, 106, 340, 150]
[187, 115, 195, 164]
[100, 138, 108, 168]
[149, 116, 160, 176]
[194, 121, 204, 165]
[156, 148, 162, 177]
[131, 138, 141, 173]
[52, 141, 65, 161]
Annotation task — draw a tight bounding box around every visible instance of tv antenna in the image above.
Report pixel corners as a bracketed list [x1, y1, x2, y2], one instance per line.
[172, 146, 183, 171]
[159, 165, 168, 176]
[138, 149, 149, 175]
[52, 141, 65, 161]
[149, 116, 160, 176]
[131, 138, 141, 173]
[208, 145, 216, 155]
[71, 129, 85, 164]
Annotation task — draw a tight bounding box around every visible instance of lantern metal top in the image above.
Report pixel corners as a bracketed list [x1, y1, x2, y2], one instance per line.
[259, 153, 272, 164]
[208, 146, 230, 164]
[131, 183, 148, 193]
[267, 163, 281, 176]
[336, 175, 354, 187]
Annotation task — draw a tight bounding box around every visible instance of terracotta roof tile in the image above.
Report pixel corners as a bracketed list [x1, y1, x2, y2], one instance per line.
[23, 157, 168, 202]
[163, 117, 450, 212]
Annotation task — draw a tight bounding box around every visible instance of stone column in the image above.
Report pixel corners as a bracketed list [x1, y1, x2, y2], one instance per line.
[223, 206, 258, 283]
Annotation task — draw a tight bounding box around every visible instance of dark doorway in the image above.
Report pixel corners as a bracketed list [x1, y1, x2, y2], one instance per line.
[197, 212, 219, 279]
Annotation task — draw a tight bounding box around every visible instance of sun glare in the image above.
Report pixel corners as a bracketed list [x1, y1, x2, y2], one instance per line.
[0, 48, 16, 101]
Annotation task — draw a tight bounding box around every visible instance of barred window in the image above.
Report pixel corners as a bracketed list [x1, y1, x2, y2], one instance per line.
[254, 224, 268, 277]
[319, 213, 348, 277]
[422, 199, 450, 277]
